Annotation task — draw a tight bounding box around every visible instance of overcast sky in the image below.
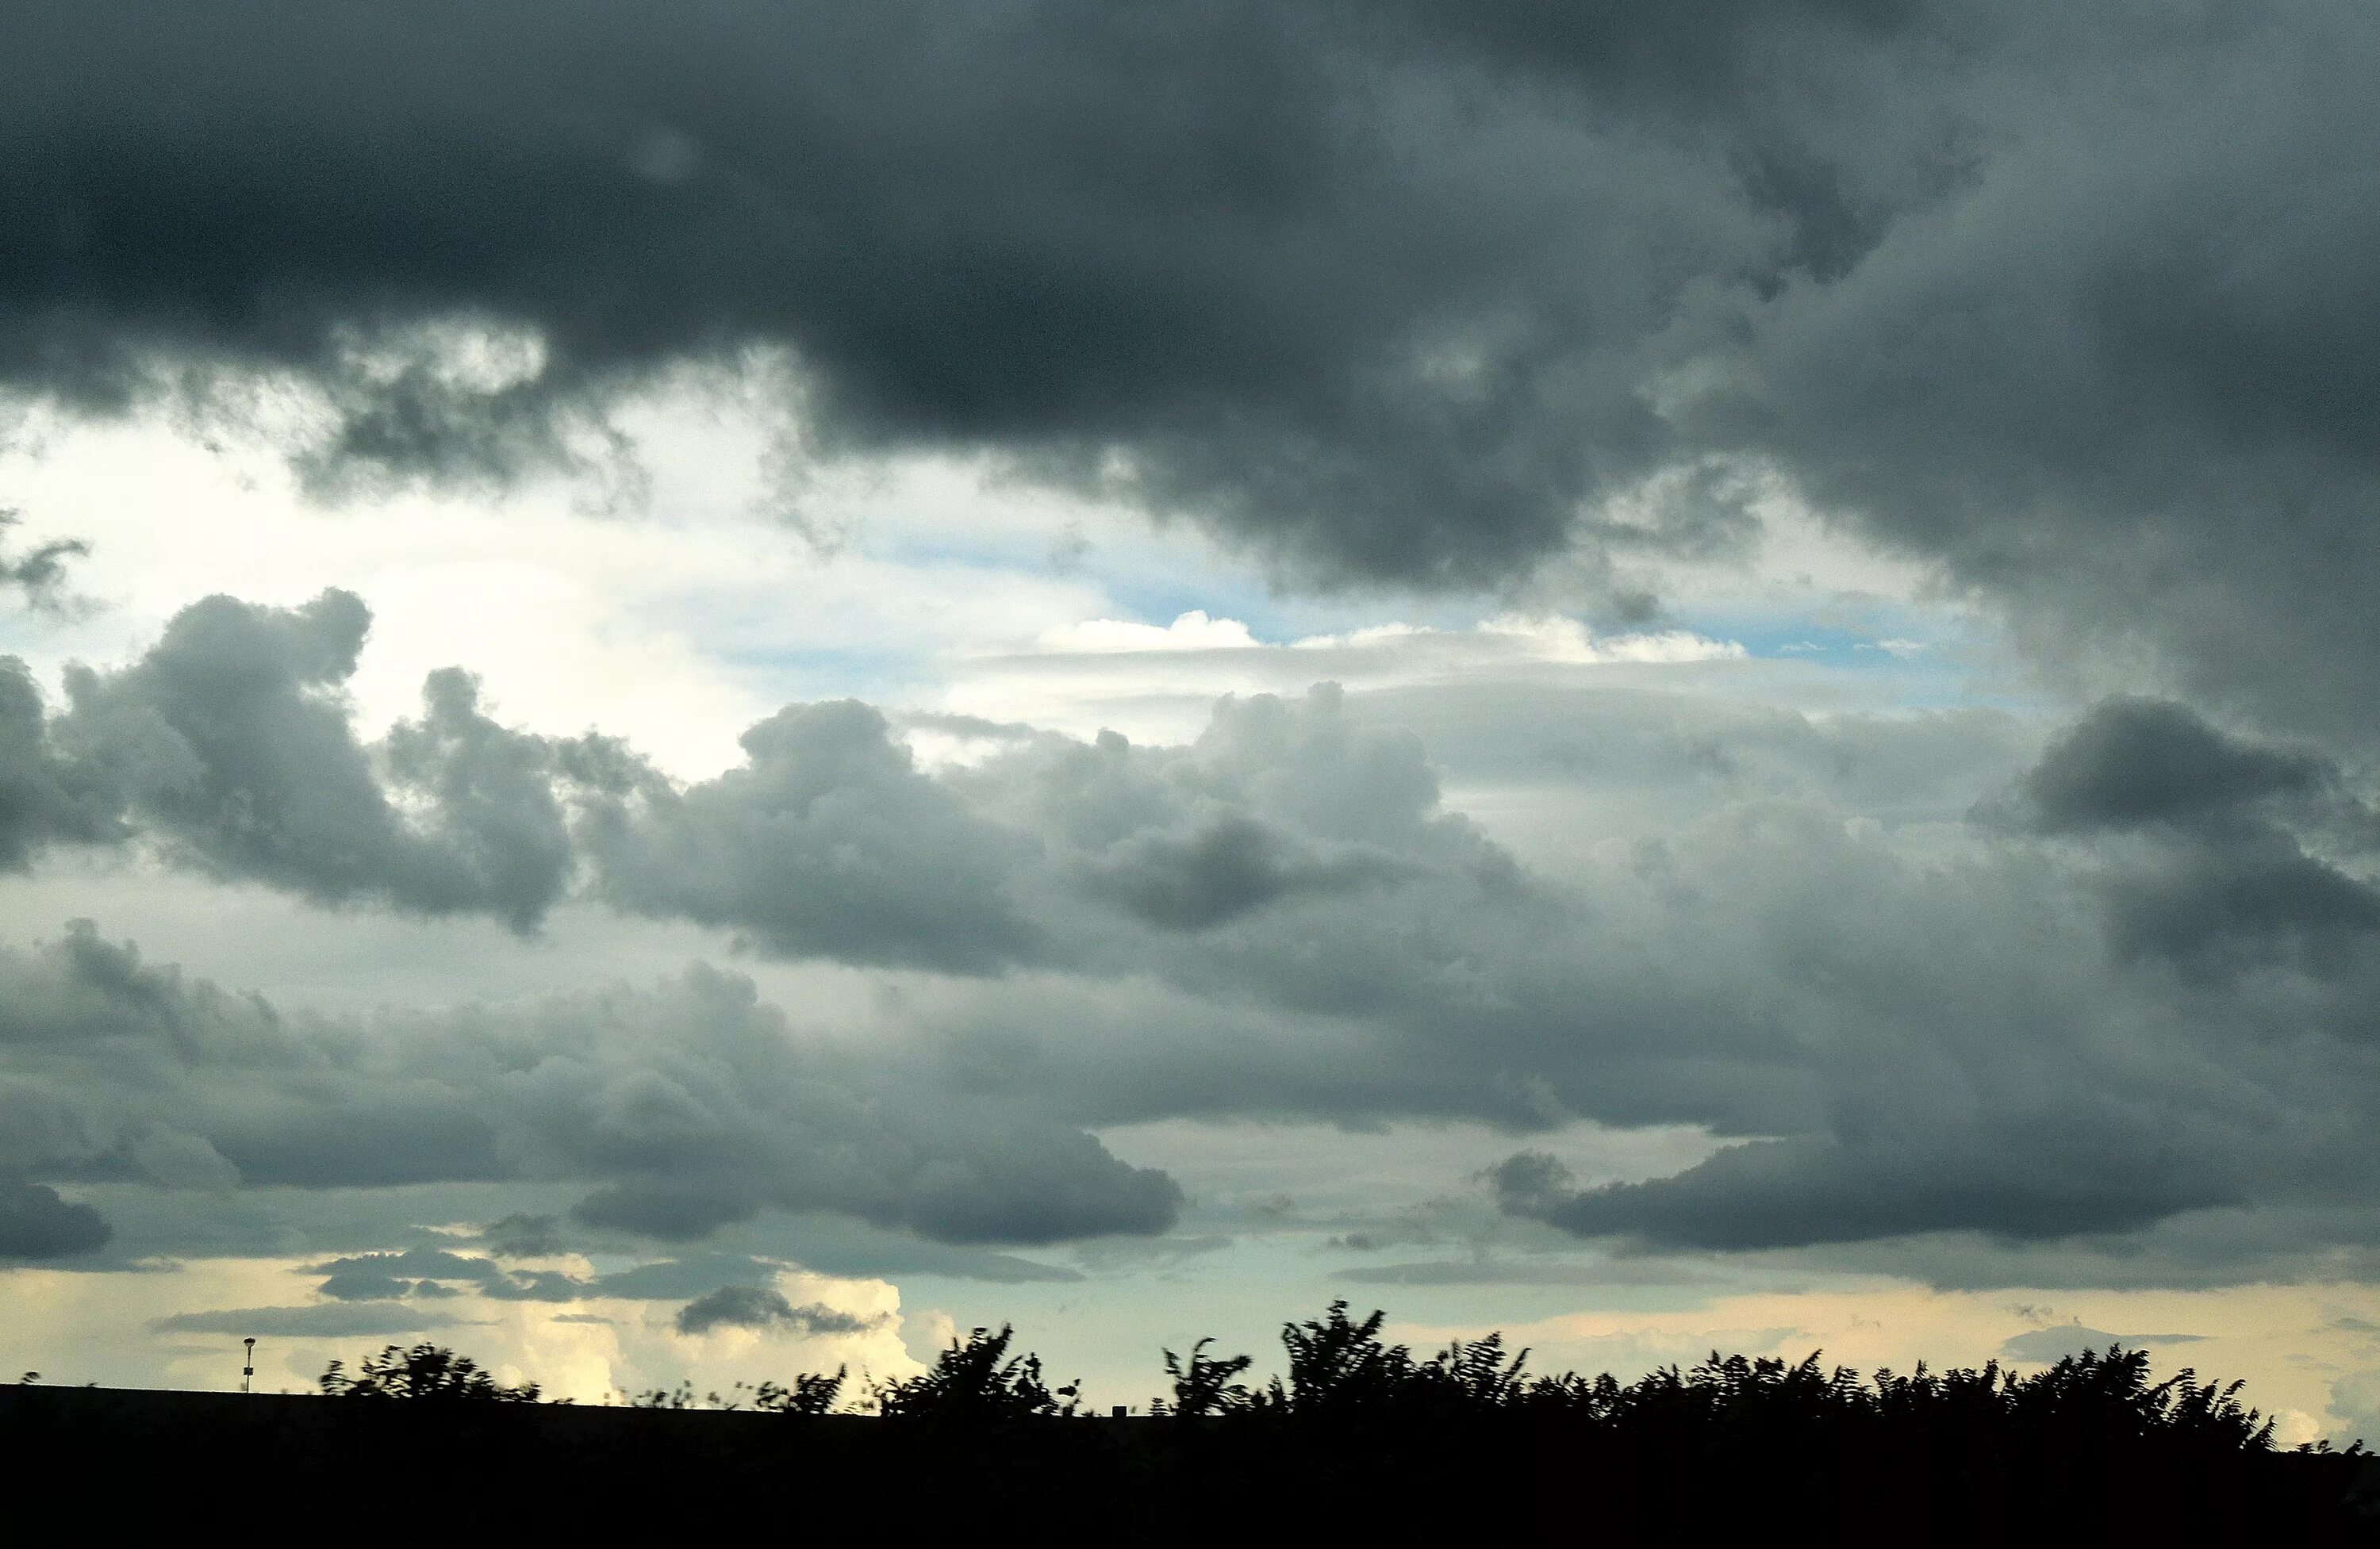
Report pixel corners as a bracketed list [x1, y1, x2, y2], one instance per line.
[3, 0, 2378, 1436]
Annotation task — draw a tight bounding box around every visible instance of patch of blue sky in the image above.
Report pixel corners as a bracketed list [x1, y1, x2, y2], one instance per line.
[716, 642, 940, 709]
[1714, 617, 1935, 662]
[1095, 573, 1491, 646]
[1673, 606, 2037, 714]
[873, 527, 1491, 646]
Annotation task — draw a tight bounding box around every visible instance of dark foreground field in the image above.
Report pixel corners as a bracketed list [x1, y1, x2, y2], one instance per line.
[6, 1378, 2375, 1540]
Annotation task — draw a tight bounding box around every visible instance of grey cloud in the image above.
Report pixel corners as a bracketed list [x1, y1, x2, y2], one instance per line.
[470, 1212, 566, 1260]
[674, 1283, 882, 1337]
[571, 1179, 758, 1244]
[1391, 757, 2380, 1263]
[2102, 845, 2380, 980]
[6, 1, 2374, 749]
[693, 1220, 1082, 1286]
[1699, 8, 2380, 745]
[305, 1246, 575, 1303]
[0, 0, 1790, 589]
[1365, 677, 2042, 843]
[2330, 1370, 2380, 1447]
[578, 699, 1039, 972]
[1079, 813, 1404, 931]
[1988, 700, 2380, 977]
[127, 1130, 240, 1193]
[152, 1302, 466, 1337]
[0, 1179, 109, 1260]
[1798, 1206, 2380, 1294]
[0, 512, 86, 608]
[592, 1254, 789, 1303]
[584, 679, 1511, 978]
[0, 922, 1179, 1246]
[2013, 699, 2331, 837]
[48, 591, 574, 929]
[14, 603, 1521, 991]
[1493, 1134, 2232, 1252]
[13, 619, 2380, 1279]
[2000, 1325, 2204, 1364]
[0, 655, 113, 868]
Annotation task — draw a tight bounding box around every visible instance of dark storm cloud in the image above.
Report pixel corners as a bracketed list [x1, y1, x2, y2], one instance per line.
[1491, 1134, 2231, 1252]
[1800, 1206, 2380, 1294]
[1699, 10, 2380, 742]
[9, 1, 2374, 737]
[674, 1283, 883, 1337]
[0, 922, 1178, 1245]
[1986, 699, 2380, 977]
[2014, 699, 2332, 838]
[0, 1179, 109, 1260]
[0, 0, 1842, 587]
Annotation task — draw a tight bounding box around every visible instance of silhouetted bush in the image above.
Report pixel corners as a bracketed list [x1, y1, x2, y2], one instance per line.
[872, 1324, 1079, 1420]
[750, 1367, 846, 1415]
[1162, 1337, 1253, 1417]
[318, 1342, 539, 1402]
[232, 1305, 2374, 1536]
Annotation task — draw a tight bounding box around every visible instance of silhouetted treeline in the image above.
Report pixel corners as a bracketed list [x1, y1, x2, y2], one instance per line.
[7, 1302, 2373, 1538]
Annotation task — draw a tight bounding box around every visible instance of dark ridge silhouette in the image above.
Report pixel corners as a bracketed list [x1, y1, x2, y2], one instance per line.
[6, 1303, 2374, 1537]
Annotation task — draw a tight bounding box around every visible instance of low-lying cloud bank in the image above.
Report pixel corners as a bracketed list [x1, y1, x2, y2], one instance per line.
[2, 592, 2377, 1280]
[0, 922, 1177, 1256]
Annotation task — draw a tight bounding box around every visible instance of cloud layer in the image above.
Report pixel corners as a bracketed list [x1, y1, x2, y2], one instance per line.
[4, 592, 2378, 1279]
[6, 2, 2377, 749]
[0, 921, 1177, 1251]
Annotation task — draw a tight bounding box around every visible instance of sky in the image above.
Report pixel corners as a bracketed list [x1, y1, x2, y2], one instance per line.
[3, 0, 2379, 1440]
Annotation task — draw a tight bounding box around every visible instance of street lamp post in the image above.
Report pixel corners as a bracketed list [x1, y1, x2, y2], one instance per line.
[242, 1337, 255, 1394]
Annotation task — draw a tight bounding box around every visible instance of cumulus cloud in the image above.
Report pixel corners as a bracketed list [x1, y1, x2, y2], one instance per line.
[674, 1283, 883, 1337]
[6, 589, 1530, 981]
[30, 590, 574, 928]
[577, 699, 1039, 972]
[0, 656, 112, 868]
[1468, 695, 2380, 1258]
